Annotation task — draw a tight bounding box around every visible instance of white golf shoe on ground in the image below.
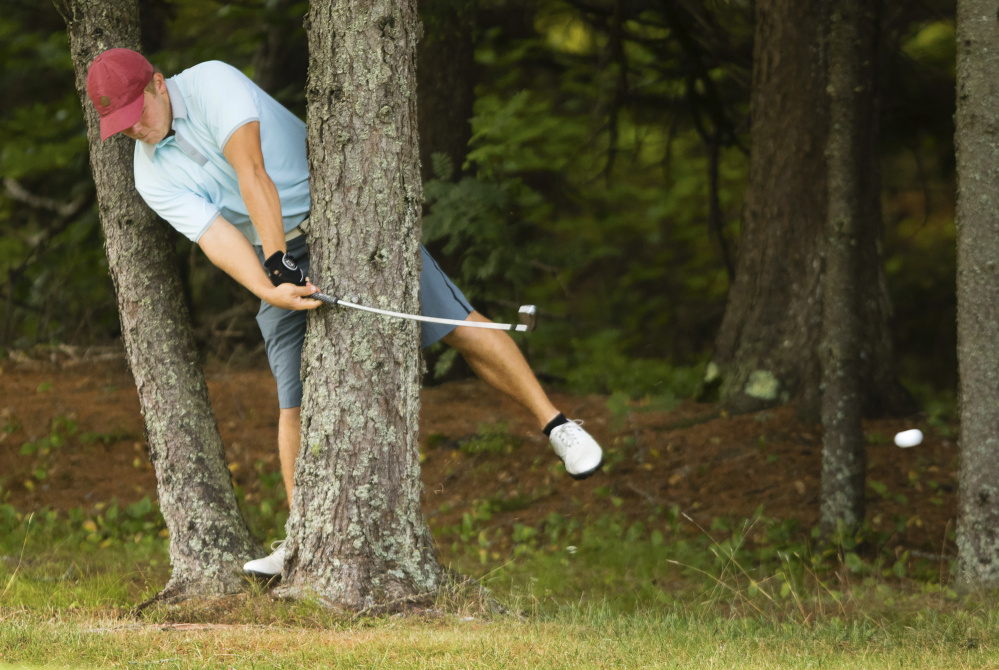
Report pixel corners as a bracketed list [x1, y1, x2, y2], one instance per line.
[549, 420, 604, 480]
[243, 540, 286, 577]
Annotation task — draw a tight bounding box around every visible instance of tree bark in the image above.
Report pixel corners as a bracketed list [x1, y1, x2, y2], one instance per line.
[280, 0, 443, 609]
[63, 0, 260, 600]
[954, 0, 999, 587]
[819, 0, 876, 534]
[708, 0, 910, 421]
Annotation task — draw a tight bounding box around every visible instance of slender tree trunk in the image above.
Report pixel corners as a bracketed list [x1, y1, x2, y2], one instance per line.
[819, 0, 876, 534]
[954, 0, 999, 587]
[279, 0, 443, 609]
[63, 0, 260, 600]
[708, 0, 910, 421]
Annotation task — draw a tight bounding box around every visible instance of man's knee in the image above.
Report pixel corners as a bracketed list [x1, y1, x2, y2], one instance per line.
[441, 311, 489, 349]
[278, 407, 301, 434]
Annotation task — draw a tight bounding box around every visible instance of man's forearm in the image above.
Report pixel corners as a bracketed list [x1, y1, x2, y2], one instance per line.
[223, 122, 287, 258]
[238, 166, 286, 258]
[198, 216, 321, 312]
[200, 215, 276, 300]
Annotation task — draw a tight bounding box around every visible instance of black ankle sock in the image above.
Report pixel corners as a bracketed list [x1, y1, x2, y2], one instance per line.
[543, 413, 569, 437]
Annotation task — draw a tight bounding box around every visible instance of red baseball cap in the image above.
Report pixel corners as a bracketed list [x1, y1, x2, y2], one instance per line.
[86, 48, 154, 141]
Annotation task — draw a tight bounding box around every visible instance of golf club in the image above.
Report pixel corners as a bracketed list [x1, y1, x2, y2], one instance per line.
[308, 291, 538, 332]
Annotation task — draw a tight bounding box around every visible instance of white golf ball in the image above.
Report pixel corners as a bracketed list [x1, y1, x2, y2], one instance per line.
[894, 429, 923, 448]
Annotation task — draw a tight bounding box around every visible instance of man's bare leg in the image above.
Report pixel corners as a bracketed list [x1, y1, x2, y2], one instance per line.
[242, 406, 299, 575]
[278, 406, 300, 503]
[441, 311, 560, 430]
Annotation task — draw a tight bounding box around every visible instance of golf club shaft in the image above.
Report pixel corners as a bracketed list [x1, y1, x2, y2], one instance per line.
[309, 292, 530, 332]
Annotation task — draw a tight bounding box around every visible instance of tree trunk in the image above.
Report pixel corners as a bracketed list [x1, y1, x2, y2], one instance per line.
[954, 0, 999, 587]
[280, 0, 443, 609]
[708, 0, 910, 421]
[416, 0, 476, 182]
[819, 0, 876, 534]
[63, 0, 260, 600]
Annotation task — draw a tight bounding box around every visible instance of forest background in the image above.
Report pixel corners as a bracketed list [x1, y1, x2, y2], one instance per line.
[0, 0, 957, 409]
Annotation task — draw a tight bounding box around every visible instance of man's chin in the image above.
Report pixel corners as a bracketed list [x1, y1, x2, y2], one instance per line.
[122, 133, 161, 144]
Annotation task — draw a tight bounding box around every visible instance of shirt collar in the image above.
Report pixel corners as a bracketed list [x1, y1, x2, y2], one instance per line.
[139, 78, 186, 160]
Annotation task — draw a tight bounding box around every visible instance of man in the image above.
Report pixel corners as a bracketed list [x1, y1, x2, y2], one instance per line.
[86, 48, 603, 576]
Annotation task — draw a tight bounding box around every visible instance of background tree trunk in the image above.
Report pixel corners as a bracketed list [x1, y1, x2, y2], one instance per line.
[280, 0, 443, 609]
[416, 0, 477, 183]
[63, 0, 260, 600]
[708, 0, 910, 421]
[954, 0, 999, 587]
[819, 0, 876, 534]
[251, 0, 309, 101]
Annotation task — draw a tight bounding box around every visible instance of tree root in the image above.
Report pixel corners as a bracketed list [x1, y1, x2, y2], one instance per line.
[266, 567, 514, 619]
[130, 575, 257, 618]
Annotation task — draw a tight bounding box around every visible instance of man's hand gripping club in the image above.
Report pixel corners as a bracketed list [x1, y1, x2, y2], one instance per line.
[263, 249, 324, 310]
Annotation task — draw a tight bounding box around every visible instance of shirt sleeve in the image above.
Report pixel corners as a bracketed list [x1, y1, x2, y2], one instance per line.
[188, 61, 261, 152]
[135, 176, 221, 243]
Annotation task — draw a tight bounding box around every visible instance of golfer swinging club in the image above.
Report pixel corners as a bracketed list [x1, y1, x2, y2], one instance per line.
[86, 49, 604, 576]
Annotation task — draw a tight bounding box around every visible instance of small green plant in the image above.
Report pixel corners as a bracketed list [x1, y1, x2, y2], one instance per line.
[79, 426, 132, 445]
[253, 459, 284, 490]
[459, 422, 520, 456]
[1, 412, 21, 437]
[18, 416, 79, 488]
[19, 415, 77, 456]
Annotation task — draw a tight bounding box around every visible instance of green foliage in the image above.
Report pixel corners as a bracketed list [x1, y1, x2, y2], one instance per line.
[0, 10, 114, 351]
[423, 44, 743, 394]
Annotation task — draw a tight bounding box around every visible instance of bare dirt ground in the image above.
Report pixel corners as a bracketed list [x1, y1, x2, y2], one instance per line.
[0, 351, 957, 564]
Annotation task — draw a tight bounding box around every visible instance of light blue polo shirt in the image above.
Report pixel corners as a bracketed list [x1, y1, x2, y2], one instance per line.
[133, 61, 310, 245]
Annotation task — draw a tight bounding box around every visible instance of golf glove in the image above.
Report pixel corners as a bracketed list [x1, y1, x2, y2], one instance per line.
[263, 251, 307, 287]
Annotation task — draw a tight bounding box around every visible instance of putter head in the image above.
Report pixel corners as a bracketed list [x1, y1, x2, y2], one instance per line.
[518, 304, 538, 332]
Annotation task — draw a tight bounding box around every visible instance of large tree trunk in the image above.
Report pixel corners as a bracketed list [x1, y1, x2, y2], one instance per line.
[819, 0, 876, 534]
[708, 0, 909, 420]
[63, 0, 260, 600]
[954, 0, 999, 587]
[279, 0, 443, 609]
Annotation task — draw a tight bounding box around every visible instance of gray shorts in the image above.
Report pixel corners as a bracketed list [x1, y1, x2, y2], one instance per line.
[254, 236, 473, 408]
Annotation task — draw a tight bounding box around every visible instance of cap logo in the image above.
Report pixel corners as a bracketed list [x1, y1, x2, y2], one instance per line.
[100, 96, 111, 107]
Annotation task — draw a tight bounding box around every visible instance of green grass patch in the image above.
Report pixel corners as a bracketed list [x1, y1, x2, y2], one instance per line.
[1, 604, 997, 669]
[1, 500, 998, 668]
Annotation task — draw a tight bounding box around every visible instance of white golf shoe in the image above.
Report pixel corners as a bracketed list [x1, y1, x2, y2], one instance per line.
[549, 420, 604, 480]
[243, 540, 287, 577]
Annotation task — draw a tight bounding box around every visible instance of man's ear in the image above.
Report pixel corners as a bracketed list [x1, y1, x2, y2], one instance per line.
[152, 72, 167, 95]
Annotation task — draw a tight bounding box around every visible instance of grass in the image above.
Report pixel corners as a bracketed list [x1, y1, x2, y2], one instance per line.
[1, 502, 998, 668]
[1, 604, 996, 668]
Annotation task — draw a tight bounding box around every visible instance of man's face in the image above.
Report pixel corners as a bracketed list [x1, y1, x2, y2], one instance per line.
[121, 74, 171, 144]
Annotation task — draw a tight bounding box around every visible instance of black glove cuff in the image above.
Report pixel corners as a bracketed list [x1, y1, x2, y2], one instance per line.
[263, 251, 307, 287]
